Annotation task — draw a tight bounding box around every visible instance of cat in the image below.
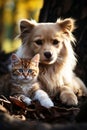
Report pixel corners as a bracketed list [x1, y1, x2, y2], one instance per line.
[0, 54, 54, 108]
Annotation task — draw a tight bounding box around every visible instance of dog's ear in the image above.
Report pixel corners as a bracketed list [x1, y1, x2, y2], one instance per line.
[18, 19, 36, 40]
[57, 18, 75, 33]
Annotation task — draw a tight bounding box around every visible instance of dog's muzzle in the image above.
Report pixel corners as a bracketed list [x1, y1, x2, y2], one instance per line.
[42, 51, 56, 64]
[44, 52, 52, 59]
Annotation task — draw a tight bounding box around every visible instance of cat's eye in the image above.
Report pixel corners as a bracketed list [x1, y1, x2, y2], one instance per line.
[53, 39, 59, 45]
[18, 68, 23, 73]
[35, 39, 43, 45]
[28, 69, 32, 73]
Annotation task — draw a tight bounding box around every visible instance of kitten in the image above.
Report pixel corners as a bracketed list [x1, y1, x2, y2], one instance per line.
[0, 54, 54, 108]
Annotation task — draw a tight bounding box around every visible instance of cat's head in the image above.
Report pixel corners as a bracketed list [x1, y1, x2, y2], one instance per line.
[11, 53, 40, 82]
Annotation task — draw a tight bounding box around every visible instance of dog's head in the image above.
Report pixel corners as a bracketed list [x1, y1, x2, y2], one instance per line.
[18, 18, 76, 65]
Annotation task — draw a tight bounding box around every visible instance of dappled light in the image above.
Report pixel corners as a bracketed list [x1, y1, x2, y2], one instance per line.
[0, 0, 43, 52]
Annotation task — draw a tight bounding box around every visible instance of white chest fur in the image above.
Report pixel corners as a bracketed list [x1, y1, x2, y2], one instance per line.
[39, 64, 73, 96]
[21, 84, 32, 95]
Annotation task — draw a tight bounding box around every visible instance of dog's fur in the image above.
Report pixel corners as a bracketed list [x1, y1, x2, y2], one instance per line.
[16, 18, 87, 105]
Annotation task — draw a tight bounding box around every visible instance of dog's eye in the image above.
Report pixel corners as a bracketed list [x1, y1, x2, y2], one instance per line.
[53, 39, 59, 45]
[35, 40, 43, 45]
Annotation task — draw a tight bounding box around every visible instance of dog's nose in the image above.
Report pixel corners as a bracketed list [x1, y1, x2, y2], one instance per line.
[44, 52, 52, 59]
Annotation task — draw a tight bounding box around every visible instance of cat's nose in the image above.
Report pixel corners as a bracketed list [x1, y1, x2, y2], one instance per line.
[44, 52, 52, 59]
[23, 73, 28, 78]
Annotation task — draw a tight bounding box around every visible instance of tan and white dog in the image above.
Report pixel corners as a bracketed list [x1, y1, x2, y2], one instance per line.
[16, 18, 87, 106]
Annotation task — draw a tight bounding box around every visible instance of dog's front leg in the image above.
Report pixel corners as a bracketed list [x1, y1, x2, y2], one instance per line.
[59, 85, 78, 106]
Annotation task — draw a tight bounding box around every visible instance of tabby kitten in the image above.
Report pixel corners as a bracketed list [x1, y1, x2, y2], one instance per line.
[5, 54, 54, 108]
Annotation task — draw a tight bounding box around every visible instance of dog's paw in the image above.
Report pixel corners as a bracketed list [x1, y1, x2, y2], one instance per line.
[60, 91, 78, 106]
[40, 98, 54, 108]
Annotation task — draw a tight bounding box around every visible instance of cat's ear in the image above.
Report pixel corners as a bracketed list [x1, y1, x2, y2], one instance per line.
[11, 54, 21, 63]
[31, 54, 40, 66]
[18, 19, 37, 41]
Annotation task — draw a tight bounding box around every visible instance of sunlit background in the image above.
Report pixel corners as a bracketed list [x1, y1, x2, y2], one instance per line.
[0, 0, 43, 53]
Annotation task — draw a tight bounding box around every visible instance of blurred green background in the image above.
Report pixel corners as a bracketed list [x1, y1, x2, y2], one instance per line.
[0, 0, 43, 53]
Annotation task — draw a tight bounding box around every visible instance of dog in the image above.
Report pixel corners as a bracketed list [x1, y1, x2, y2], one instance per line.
[16, 18, 87, 106]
